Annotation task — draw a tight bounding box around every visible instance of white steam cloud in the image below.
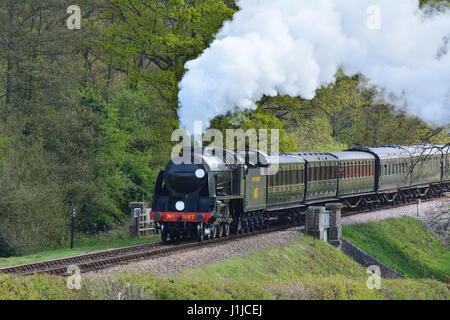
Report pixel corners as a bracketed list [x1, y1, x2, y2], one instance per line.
[178, 0, 450, 133]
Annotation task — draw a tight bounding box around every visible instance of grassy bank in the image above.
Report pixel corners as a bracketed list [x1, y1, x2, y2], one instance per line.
[342, 217, 450, 282]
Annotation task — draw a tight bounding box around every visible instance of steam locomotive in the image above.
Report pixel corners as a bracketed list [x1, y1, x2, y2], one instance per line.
[150, 144, 450, 242]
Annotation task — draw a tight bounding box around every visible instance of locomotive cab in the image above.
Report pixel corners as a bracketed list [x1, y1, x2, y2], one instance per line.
[150, 148, 245, 242]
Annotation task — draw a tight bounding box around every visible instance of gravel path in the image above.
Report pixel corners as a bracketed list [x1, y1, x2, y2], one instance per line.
[86, 227, 304, 280]
[342, 197, 450, 226]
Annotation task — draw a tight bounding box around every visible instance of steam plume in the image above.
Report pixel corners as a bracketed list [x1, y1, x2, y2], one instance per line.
[178, 0, 450, 133]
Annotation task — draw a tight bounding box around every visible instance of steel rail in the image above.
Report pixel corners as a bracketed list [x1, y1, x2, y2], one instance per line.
[0, 241, 163, 275]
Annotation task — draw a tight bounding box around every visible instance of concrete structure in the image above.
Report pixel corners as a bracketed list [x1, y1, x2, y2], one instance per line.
[305, 203, 343, 247]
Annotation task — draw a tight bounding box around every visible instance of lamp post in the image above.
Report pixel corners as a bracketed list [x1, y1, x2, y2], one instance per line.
[416, 199, 421, 217]
[70, 208, 77, 249]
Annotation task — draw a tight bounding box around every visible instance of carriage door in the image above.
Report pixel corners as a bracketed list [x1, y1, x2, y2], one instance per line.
[244, 168, 267, 212]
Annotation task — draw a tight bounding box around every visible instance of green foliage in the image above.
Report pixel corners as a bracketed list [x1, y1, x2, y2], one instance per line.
[210, 108, 298, 152]
[0, 274, 84, 300]
[264, 277, 449, 300]
[0, 139, 68, 256]
[85, 273, 271, 300]
[343, 217, 450, 282]
[101, 0, 234, 95]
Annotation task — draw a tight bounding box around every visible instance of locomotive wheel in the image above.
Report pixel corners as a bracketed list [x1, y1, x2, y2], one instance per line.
[197, 223, 204, 242]
[215, 225, 221, 238]
[236, 220, 243, 234]
[172, 232, 181, 242]
[249, 218, 255, 232]
[240, 220, 245, 234]
[257, 217, 263, 230]
[210, 225, 216, 239]
[161, 225, 169, 244]
[223, 224, 230, 237]
[243, 219, 249, 234]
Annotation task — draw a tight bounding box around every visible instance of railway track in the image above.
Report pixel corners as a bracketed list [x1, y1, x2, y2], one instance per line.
[0, 224, 300, 277]
[341, 193, 449, 217]
[0, 241, 164, 276]
[1, 193, 447, 277]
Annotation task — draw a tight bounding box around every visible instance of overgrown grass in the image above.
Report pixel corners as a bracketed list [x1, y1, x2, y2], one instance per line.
[343, 216, 450, 282]
[0, 227, 159, 268]
[0, 274, 86, 300]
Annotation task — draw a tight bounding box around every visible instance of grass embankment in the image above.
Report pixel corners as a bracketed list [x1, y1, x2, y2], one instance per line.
[0, 234, 159, 268]
[343, 217, 450, 282]
[1, 234, 447, 300]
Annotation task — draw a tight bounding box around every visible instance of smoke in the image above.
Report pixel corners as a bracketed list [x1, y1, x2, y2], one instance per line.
[178, 0, 450, 133]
